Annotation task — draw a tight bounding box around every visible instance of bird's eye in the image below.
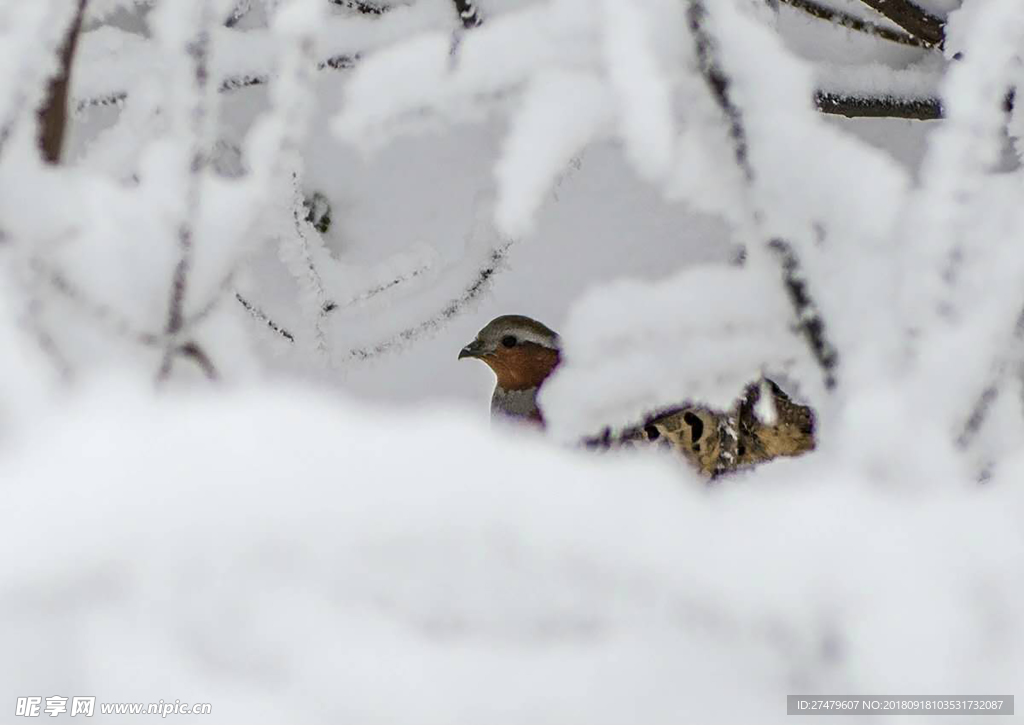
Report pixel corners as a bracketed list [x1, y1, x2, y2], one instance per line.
[682, 411, 704, 443]
[501, 335, 517, 348]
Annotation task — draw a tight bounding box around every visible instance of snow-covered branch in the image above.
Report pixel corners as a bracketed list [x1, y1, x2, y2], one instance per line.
[855, 0, 945, 48]
[154, 0, 219, 381]
[687, 0, 840, 391]
[344, 238, 512, 360]
[328, 0, 389, 14]
[815, 90, 942, 120]
[781, 0, 927, 48]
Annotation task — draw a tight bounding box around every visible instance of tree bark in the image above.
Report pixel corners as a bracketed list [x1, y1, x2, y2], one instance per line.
[37, 0, 88, 164]
[855, 0, 945, 48]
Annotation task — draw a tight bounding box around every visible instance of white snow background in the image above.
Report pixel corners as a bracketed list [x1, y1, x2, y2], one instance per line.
[1, 0, 1023, 722]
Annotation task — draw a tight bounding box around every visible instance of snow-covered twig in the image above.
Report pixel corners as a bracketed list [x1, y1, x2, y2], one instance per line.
[816, 90, 1014, 121]
[956, 304, 1024, 450]
[345, 240, 511, 360]
[22, 287, 73, 382]
[281, 176, 332, 355]
[688, 0, 839, 391]
[157, 2, 220, 382]
[782, 0, 926, 48]
[768, 239, 839, 390]
[74, 91, 127, 114]
[37, 260, 160, 346]
[324, 259, 434, 313]
[235, 292, 295, 343]
[227, 1, 325, 356]
[329, 0, 389, 15]
[855, 0, 945, 48]
[76, 53, 360, 113]
[815, 91, 942, 120]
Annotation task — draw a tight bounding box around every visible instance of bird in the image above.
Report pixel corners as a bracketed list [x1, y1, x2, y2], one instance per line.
[458, 314, 561, 426]
[459, 314, 815, 477]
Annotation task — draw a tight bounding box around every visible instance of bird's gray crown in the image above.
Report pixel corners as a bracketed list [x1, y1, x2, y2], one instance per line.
[473, 314, 560, 350]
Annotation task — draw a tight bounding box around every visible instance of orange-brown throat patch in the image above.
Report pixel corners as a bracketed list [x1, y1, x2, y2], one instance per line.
[483, 342, 560, 391]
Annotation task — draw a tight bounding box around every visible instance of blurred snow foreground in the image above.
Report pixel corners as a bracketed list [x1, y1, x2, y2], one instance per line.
[1, 0, 1024, 721]
[3, 383, 1024, 724]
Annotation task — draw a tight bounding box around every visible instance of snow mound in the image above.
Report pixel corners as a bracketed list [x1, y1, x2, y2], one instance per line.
[1, 383, 1022, 723]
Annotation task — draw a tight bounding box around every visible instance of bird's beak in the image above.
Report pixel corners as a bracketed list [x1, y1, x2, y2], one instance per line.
[458, 339, 486, 360]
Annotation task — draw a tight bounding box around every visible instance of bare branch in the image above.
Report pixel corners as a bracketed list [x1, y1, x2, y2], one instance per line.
[815, 89, 1014, 121]
[164, 34, 210, 337]
[37, 0, 88, 164]
[160, 8, 215, 382]
[768, 239, 839, 390]
[76, 52, 361, 115]
[855, 0, 945, 48]
[316, 54, 360, 71]
[957, 382, 1000, 449]
[781, 0, 926, 48]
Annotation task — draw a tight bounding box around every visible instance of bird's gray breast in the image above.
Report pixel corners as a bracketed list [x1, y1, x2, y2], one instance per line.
[490, 386, 541, 423]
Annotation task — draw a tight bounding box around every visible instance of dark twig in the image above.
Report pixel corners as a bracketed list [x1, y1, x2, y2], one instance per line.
[956, 307, 1024, 450]
[855, 0, 945, 48]
[159, 11, 216, 382]
[38, 0, 88, 163]
[165, 28, 211, 339]
[781, 0, 926, 48]
[178, 341, 219, 380]
[345, 241, 511, 360]
[74, 91, 127, 114]
[815, 91, 942, 120]
[287, 175, 331, 351]
[957, 382, 1000, 449]
[688, 0, 839, 391]
[329, 0, 389, 14]
[688, 3, 749, 175]
[235, 292, 295, 342]
[39, 261, 160, 346]
[768, 239, 839, 390]
[815, 89, 1014, 121]
[77, 54, 361, 114]
[317, 54, 360, 71]
[24, 296, 74, 382]
[324, 261, 432, 313]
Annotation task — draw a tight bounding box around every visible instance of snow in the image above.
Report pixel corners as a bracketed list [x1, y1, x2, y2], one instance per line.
[2, 382, 1023, 724]
[494, 70, 612, 236]
[3, 0, 1024, 720]
[541, 265, 811, 441]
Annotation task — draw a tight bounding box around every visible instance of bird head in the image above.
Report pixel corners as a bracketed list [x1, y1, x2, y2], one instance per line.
[459, 315, 561, 391]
